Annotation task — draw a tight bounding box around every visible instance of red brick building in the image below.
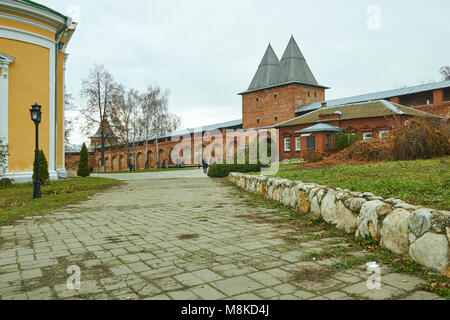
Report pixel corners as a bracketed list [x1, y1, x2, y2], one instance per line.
[275, 100, 441, 160]
[66, 36, 449, 171]
[237, 36, 448, 161]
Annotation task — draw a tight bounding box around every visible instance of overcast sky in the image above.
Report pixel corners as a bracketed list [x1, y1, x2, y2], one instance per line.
[40, 0, 450, 145]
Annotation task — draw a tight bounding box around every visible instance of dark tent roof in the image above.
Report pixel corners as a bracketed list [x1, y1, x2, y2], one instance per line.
[240, 36, 328, 94]
[275, 36, 320, 87]
[247, 44, 280, 91]
[90, 119, 116, 139]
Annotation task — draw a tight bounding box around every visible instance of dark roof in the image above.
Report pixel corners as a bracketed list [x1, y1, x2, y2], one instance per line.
[247, 44, 280, 91]
[296, 80, 450, 114]
[90, 120, 117, 139]
[65, 145, 93, 153]
[275, 36, 321, 87]
[277, 100, 441, 128]
[240, 36, 328, 94]
[296, 123, 344, 134]
[129, 119, 243, 143]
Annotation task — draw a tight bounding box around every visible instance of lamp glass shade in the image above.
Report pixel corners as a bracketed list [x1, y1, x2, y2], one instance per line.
[30, 104, 42, 124]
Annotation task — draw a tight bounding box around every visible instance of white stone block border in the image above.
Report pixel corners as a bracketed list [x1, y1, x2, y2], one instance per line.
[228, 172, 449, 273]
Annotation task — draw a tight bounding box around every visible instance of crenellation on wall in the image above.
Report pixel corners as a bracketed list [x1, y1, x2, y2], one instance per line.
[228, 172, 450, 273]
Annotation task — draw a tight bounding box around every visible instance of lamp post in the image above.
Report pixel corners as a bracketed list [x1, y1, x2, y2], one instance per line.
[30, 103, 42, 199]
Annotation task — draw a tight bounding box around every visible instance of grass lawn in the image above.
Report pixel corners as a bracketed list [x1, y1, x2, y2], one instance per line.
[271, 157, 450, 210]
[95, 167, 198, 174]
[0, 177, 121, 225]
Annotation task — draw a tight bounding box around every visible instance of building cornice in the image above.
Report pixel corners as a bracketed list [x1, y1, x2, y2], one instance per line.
[0, 0, 67, 29]
[0, 11, 57, 33]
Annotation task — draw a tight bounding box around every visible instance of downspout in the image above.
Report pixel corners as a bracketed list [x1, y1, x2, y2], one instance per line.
[54, 20, 69, 178]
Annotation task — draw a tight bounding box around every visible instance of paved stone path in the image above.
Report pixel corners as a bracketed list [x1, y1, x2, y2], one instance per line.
[0, 170, 444, 300]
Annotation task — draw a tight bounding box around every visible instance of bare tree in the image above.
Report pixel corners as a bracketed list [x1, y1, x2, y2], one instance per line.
[64, 91, 75, 150]
[79, 64, 120, 172]
[440, 66, 450, 81]
[141, 87, 180, 168]
[128, 89, 145, 170]
[110, 88, 145, 171]
[109, 85, 132, 169]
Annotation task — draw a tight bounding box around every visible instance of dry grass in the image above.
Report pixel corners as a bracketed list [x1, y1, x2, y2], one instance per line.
[392, 119, 450, 160]
[291, 267, 336, 282]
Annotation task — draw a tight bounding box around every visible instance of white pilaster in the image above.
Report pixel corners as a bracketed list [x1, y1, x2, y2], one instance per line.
[0, 52, 15, 176]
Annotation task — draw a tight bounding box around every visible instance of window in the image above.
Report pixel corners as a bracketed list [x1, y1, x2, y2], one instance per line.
[307, 91, 310, 97]
[284, 138, 291, 152]
[274, 94, 277, 98]
[379, 130, 389, 139]
[307, 136, 315, 150]
[363, 133, 372, 140]
[256, 118, 260, 124]
[326, 134, 332, 150]
[275, 115, 278, 121]
[256, 98, 259, 102]
[295, 137, 301, 151]
[314, 91, 317, 98]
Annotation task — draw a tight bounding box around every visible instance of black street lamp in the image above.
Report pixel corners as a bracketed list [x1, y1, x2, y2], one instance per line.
[30, 103, 42, 199]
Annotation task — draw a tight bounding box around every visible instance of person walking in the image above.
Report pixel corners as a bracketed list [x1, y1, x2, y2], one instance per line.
[202, 158, 209, 174]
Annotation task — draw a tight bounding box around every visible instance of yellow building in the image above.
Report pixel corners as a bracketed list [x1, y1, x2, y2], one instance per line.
[0, 0, 76, 182]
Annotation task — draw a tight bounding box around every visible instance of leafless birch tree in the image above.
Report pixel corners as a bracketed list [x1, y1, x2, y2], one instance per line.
[79, 64, 120, 172]
[141, 87, 180, 168]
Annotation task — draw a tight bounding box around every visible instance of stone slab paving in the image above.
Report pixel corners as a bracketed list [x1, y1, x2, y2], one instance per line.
[0, 169, 444, 300]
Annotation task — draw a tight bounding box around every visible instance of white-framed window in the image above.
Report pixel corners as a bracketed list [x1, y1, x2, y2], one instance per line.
[295, 137, 301, 151]
[284, 138, 291, 152]
[379, 130, 389, 139]
[363, 133, 372, 140]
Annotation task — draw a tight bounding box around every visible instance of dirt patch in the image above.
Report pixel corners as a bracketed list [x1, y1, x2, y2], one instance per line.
[90, 263, 110, 270]
[178, 234, 200, 240]
[105, 236, 123, 243]
[291, 267, 336, 282]
[286, 139, 393, 170]
[180, 250, 217, 263]
[134, 248, 154, 254]
[194, 216, 209, 220]
[39, 253, 112, 290]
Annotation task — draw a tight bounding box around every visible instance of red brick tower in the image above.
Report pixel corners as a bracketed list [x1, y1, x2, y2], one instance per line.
[240, 36, 329, 129]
